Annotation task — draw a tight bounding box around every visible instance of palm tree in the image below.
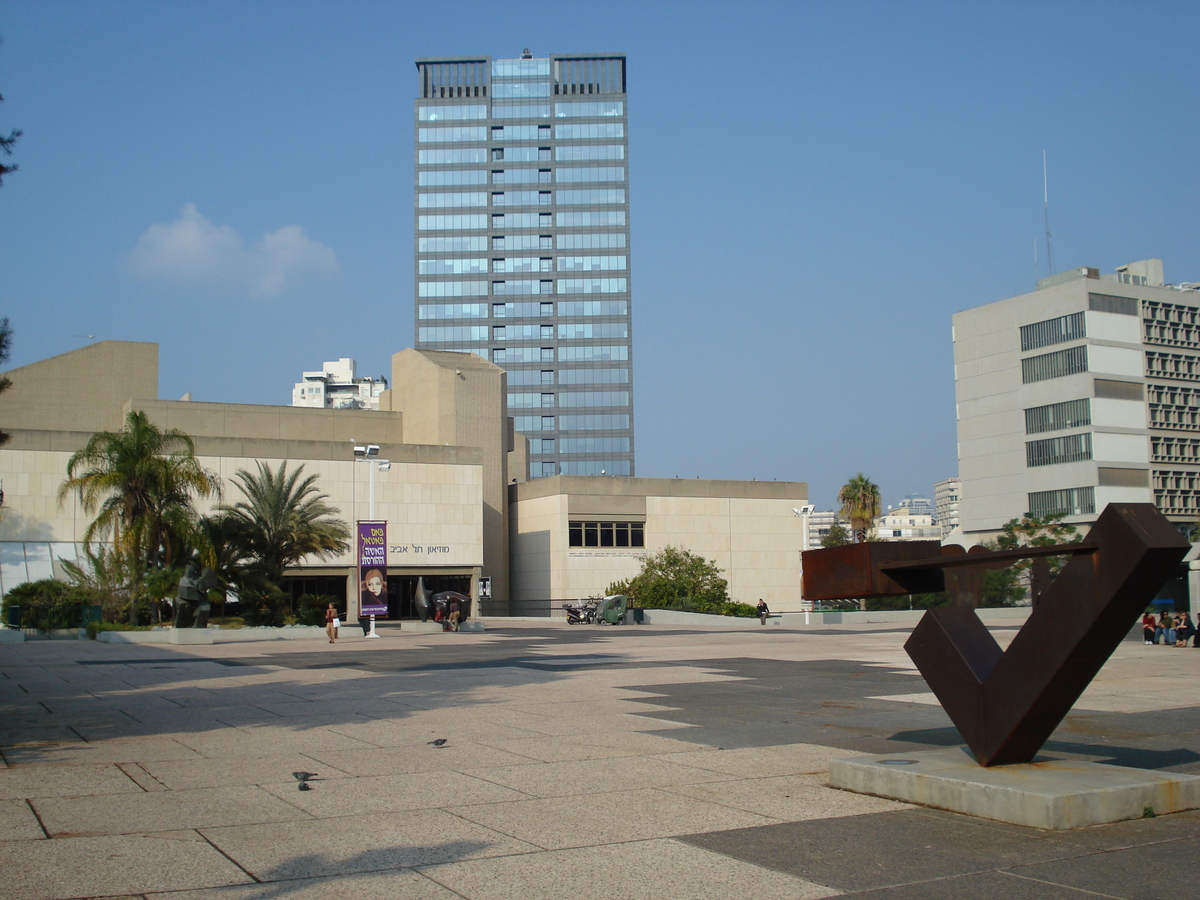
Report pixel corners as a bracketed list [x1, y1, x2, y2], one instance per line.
[221, 462, 350, 586]
[838, 473, 881, 543]
[58, 411, 219, 621]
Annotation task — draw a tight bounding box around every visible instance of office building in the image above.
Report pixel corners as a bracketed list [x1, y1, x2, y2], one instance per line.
[413, 51, 634, 480]
[292, 358, 388, 410]
[954, 258, 1200, 539]
[934, 476, 960, 539]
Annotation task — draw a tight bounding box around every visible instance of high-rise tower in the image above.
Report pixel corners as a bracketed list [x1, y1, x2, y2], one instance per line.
[414, 52, 634, 479]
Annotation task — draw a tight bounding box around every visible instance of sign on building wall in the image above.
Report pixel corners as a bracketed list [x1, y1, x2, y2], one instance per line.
[358, 521, 389, 616]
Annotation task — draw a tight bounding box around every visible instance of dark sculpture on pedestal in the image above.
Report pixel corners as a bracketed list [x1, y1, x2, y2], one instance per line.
[802, 503, 1187, 766]
[175, 564, 217, 629]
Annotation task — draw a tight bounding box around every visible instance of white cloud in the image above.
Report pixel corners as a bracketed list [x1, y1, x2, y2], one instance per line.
[129, 203, 339, 297]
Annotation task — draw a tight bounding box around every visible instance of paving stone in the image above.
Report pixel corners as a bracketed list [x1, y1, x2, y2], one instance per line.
[679, 808, 1080, 892]
[417, 837, 840, 900]
[201, 809, 541, 881]
[447, 787, 778, 850]
[0, 797, 45, 840]
[33, 784, 312, 836]
[145, 868, 463, 899]
[0, 831, 252, 899]
[0, 762, 141, 799]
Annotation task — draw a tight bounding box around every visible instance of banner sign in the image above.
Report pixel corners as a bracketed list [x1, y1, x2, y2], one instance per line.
[358, 521, 389, 616]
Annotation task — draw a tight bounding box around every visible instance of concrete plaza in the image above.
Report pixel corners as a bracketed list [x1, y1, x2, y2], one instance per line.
[1, 620, 1197, 900]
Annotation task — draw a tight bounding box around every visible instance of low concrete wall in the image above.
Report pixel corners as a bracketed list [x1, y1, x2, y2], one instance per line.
[97, 626, 328, 644]
[630, 607, 1032, 628]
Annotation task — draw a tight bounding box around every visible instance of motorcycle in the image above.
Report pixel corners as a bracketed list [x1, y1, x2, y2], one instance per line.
[562, 599, 597, 625]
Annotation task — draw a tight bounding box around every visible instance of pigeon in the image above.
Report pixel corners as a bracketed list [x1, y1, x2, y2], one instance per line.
[427, 738, 447, 747]
[293, 771, 318, 782]
[298, 782, 312, 791]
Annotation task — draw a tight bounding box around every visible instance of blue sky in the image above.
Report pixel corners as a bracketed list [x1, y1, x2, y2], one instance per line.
[2, 1, 1197, 509]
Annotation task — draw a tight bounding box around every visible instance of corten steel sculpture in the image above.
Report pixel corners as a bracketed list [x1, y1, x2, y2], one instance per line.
[802, 503, 1187, 766]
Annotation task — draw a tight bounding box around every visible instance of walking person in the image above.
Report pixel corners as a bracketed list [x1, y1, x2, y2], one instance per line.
[757, 598, 770, 625]
[448, 595, 461, 632]
[325, 603, 340, 644]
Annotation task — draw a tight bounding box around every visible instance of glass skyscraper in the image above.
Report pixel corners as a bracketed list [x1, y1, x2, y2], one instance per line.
[413, 52, 634, 479]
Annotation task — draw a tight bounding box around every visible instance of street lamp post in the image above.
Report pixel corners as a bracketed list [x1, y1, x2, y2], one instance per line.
[794, 505, 816, 625]
[353, 443, 391, 639]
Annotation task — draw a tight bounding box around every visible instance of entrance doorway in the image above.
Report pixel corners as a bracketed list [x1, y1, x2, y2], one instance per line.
[386, 574, 472, 619]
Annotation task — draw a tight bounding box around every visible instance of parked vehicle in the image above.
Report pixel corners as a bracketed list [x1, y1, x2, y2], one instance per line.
[562, 599, 597, 625]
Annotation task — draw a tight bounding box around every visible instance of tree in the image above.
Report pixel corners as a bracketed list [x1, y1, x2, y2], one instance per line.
[220, 461, 350, 586]
[0, 76, 18, 187]
[820, 523, 852, 547]
[606, 545, 730, 613]
[58, 410, 219, 622]
[838, 474, 881, 543]
[982, 512, 1079, 606]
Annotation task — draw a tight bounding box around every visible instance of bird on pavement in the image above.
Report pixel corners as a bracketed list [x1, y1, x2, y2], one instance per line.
[298, 782, 312, 791]
[427, 738, 447, 747]
[293, 771, 318, 782]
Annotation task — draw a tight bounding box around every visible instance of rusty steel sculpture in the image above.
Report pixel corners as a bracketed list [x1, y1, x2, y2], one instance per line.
[802, 503, 1188, 766]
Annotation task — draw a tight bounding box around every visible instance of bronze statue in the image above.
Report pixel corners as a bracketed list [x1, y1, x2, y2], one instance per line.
[175, 564, 217, 629]
[802, 503, 1188, 766]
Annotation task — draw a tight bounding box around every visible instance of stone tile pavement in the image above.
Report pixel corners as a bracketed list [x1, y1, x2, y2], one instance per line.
[0, 620, 1197, 899]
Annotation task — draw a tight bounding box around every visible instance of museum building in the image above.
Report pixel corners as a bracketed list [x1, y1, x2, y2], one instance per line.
[0, 342, 810, 617]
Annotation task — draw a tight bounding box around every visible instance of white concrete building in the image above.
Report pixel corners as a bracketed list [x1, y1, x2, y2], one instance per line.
[292, 358, 388, 410]
[954, 258, 1200, 540]
[510, 476, 809, 612]
[872, 509, 941, 542]
[934, 476, 961, 539]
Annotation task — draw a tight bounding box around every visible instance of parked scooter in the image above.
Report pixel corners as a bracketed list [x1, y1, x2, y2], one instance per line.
[562, 599, 597, 625]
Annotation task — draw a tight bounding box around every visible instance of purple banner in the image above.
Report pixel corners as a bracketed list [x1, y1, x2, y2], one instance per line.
[357, 521, 388, 616]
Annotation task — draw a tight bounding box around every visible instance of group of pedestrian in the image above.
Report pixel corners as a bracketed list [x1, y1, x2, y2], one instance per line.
[1142, 610, 1197, 647]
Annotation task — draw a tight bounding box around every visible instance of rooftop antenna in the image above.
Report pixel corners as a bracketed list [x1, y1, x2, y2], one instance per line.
[1042, 150, 1054, 277]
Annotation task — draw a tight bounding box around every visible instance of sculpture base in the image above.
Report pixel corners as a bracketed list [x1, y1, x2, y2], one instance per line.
[830, 747, 1200, 829]
[168, 628, 214, 645]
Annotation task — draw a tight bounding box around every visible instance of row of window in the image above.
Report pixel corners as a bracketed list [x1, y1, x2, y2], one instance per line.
[419, 189, 626, 208]
[419, 104, 488, 121]
[419, 145, 627, 166]
[417, 278, 628, 297]
[485, 322, 630, 340]
[427, 232, 624, 252]
[1028, 486, 1095, 518]
[1149, 406, 1200, 432]
[1146, 351, 1200, 383]
[506, 391, 630, 409]
[1026, 432, 1092, 467]
[418, 300, 629, 320]
[481, 256, 627, 273]
[1146, 384, 1200, 408]
[511, 414, 631, 431]
[487, 167, 625, 184]
[559, 460, 632, 476]
[418, 123, 626, 143]
[569, 521, 644, 548]
[421, 100, 623, 120]
[1025, 398, 1090, 435]
[1020, 311, 1085, 352]
[1021, 345, 1088, 383]
[417, 211, 628, 231]
[507, 368, 629, 387]
[1151, 436, 1200, 464]
[491, 346, 630, 364]
[530, 437, 631, 454]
